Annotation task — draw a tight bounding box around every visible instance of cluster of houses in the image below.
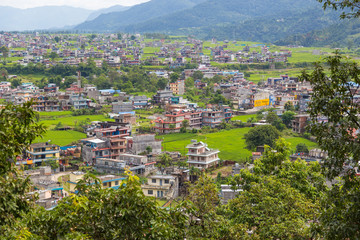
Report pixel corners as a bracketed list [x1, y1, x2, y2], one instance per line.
[0, 32, 294, 68]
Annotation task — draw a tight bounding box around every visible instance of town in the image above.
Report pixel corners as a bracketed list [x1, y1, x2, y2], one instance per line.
[0, 32, 327, 209]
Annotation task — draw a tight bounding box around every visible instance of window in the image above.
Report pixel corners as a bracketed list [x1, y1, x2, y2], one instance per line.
[148, 190, 153, 195]
[152, 179, 156, 183]
[164, 180, 169, 184]
[103, 183, 107, 187]
[115, 181, 119, 185]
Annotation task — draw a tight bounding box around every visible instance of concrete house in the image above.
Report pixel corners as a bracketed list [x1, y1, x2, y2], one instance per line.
[26, 142, 60, 165]
[141, 175, 178, 199]
[186, 140, 220, 169]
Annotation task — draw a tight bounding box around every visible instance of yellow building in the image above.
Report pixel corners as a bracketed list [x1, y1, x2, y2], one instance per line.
[26, 142, 60, 165]
[66, 172, 126, 193]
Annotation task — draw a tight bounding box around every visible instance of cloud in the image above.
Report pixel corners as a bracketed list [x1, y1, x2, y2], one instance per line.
[0, 0, 149, 10]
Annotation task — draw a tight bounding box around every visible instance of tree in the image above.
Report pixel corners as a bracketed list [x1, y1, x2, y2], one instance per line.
[226, 176, 318, 239]
[0, 46, 9, 61]
[25, 171, 187, 239]
[300, 54, 360, 238]
[192, 71, 204, 80]
[146, 146, 152, 154]
[182, 119, 189, 130]
[265, 111, 285, 131]
[170, 72, 180, 83]
[54, 36, 60, 43]
[0, 68, 7, 80]
[186, 173, 224, 239]
[11, 78, 21, 88]
[281, 111, 296, 128]
[244, 125, 281, 149]
[296, 143, 309, 154]
[284, 101, 295, 111]
[48, 52, 58, 61]
[157, 153, 172, 174]
[0, 101, 45, 232]
[318, 0, 360, 18]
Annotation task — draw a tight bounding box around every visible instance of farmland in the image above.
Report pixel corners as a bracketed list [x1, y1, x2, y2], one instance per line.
[157, 128, 316, 162]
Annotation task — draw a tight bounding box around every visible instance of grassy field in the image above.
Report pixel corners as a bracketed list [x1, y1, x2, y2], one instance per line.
[158, 128, 317, 162]
[39, 114, 113, 128]
[34, 130, 86, 146]
[232, 114, 257, 122]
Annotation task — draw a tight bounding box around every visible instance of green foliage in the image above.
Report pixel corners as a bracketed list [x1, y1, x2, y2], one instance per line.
[296, 143, 309, 154]
[281, 111, 296, 128]
[244, 125, 281, 150]
[0, 101, 45, 174]
[301, 53, 360, 239]
[284, 101, 295, 111]
[26, 172, 187, 239]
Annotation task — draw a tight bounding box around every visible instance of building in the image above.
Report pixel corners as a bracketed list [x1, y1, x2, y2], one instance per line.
[81, 138, 111, 164]
[154, 111, 185, 134]
[94, 158, 126, 174]
[292, 114, 309, 134]
[141, 175, 178, 199]
[169, 80, 185, 95]
[112, 101, 133, 113]
[152, 90, 173, 104]
[220, 185, 242, 204]
[128, 134, 162, 155]
[186, 140, 220, 169]
[26, 142, 60, 164]
[202, 105, 232, 128]
[66, 172, 126, 193]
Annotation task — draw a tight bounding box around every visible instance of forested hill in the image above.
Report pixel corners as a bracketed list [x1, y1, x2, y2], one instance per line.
[74, 0, 318, 32]
[168, 7, 341, 43]
[74, 0, 207, 31]
[274, 18, 360, 47]
[123, 0, 319, 33]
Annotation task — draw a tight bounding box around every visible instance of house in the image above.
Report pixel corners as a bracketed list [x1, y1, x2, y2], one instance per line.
[220, 185, 242, 204]
[154, 110, 185, 134]
[26, 142, 60, 165]
[141, 175, 178, 199]
[81, 138, 111, 164]
[186, 140, 220, 169]
[169, 80, 185, 95]
[66, 172, 126, 193]
[292, 114, 309, 134]
[94, 158, 127, 174]
[127, 134, 162, 155]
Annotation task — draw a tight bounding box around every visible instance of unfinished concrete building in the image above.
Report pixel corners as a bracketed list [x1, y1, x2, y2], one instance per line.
[127, 134, 162, 155]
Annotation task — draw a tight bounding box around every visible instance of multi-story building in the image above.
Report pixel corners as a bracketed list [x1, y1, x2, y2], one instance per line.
[81, 138, 111, 164]
[152, 90, 173, 104]
[33, 96, 60, 112]
[169, 80, 185, 95]
[70, 94, 90, 110]
[186, 140, 220, 169]
[94, 158, 126, 175]
[292, 114, 309, 134]
[26, 142, 60, 164]
[154, 111, 185, 134]
[185, 109, 203, 129]
[202, 108, 226, 128]
[141, 175, 178, 199]
[94, 126, 130, 159]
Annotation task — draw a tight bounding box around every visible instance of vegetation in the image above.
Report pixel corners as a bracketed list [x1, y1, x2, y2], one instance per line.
[244, 125, 281, 150]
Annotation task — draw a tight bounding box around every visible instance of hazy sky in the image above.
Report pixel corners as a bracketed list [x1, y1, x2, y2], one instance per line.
[0, 0, 150, 10]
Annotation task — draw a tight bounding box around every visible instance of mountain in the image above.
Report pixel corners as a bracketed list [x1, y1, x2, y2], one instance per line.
[123, 0, 320, 33]
[86, 5, 130, 21]
[274, 18, 360, 47]
[0, 6, 93, 31]
[74, 0, 207, 31]
[168, 7, 341, 42]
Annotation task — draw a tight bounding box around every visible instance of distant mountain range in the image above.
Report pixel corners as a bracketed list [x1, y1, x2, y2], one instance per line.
[75, 0, 207, 31]
[0, 0, 355, 47]
[0, 6, 93, 31]
[72, 0, 351, 47]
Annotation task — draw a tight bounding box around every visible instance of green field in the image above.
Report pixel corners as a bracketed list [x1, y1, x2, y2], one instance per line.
[232, 114, 257, 122]
[34, 130, 86, 146]
[158, 128, 317, 162]
[39, 114, 113, 128]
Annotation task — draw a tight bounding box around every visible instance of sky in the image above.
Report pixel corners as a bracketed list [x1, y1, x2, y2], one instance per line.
[0, 0, 150, 10]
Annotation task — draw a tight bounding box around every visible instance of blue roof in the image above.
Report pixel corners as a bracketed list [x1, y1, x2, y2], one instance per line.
[103, 177, 126, 183]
